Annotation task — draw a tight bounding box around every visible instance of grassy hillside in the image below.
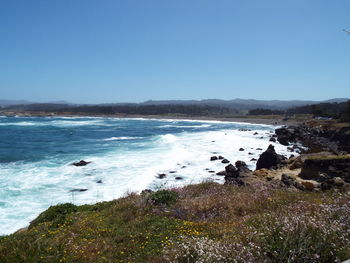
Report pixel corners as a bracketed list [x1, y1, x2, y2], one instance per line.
[1, 182, 349, 262]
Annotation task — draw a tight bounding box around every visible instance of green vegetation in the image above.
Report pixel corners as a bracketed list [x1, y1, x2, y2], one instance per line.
[148, 189, 179, 206]
[307, 154, 350, 161]
[29, 203, 78, 229]
[1, 182, 350, 262]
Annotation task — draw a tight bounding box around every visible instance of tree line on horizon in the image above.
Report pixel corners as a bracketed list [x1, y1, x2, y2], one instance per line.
[2, 100, 350, 119]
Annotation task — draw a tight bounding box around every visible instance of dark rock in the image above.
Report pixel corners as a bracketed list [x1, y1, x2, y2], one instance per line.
[256, 148, 263, 151]
[248, 152, 254, 155]
[235, 160, 247, 168]
[253, 132, 258, 135]
[224, 177, 246, 186]
[218, 156, 224, 160]
[157, 173, 166, 179]
[216, 171, 227, 176]
[208, 170, 215, 173]
[281, 174, 295, 187]
[169, 171, 177, 174]
[299, 155, 350, 183]
[70, 188, 88, 192]
[294, 181, 306, 191]
[210, 156, 218, 161]
[96, 180, 103, 184]
[269, 137, 276, 142]
[175, 176, 183, 180]
[221, 159, 230, 164]
[225, 164, 239, 177]
[236, 161, 251, 174]
[239, 148, 244, 151]
[71, 160, 91, 166]
[256, 144, 282, 170]
[275, 127, 296, 146]
[250, 158, 257, 161]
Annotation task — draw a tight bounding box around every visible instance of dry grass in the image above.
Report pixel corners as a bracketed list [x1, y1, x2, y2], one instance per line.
[1, 182, 350, 262]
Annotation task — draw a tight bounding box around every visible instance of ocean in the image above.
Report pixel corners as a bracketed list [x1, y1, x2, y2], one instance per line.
[0, 116, 291, 235]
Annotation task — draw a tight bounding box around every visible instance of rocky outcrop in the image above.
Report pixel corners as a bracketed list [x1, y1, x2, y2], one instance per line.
[275, 124, 350, 154]
[256, 144, 285, 170]
[299, 155, 350, 183]
[224, 161, 252, 186]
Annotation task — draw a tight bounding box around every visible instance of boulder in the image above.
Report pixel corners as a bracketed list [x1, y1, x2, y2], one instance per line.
[235, 160, 247, 168]
[225, 164, 238, 177]
[210, 156, 218, 161]
[275, 127, 296, 146]
[71, 160, 91, 166]
[269, 137, 276, 142]
[70, 188, 88, 192]
[218, 156, 224, 160]
[281, 173, 295, 187]
[216, 171, 227, 176]
[299, 154, 350, 183]
[221, 159, 230, 164]
[239, 148, 245, 151]
[256, 144, 282, 170]
[157, 173, 166, 179]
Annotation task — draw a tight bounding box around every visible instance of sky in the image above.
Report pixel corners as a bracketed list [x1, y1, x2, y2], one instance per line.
[0, 0, 349, 103]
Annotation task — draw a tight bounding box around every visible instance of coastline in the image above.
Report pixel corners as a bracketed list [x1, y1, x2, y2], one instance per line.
[0, 111, 301, 126]
[2, 114, 350, 262]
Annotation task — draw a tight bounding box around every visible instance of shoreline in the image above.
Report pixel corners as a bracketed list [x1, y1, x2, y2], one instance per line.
[0, 111, 300, 126]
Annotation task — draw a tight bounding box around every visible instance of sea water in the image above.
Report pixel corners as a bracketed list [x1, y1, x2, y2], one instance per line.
[0, 116, 291, 235]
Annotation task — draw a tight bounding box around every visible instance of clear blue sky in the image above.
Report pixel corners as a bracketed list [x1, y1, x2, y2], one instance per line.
[0, 0, 349, 103]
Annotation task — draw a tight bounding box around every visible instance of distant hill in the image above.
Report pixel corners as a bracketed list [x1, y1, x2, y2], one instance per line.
[141, 98, 349, 110]
[1, 98, 348, 114]
[0, 100, 71, 107]
[0, 99, 34, 107]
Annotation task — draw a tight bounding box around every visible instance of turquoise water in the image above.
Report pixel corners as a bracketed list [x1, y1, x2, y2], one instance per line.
[0, 116, 289, 234]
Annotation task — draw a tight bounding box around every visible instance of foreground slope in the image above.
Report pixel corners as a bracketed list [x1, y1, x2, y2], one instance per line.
[1, 182, 349, 263]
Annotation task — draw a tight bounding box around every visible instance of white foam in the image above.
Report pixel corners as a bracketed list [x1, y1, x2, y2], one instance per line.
[0, 120, 293, 235]
[159, 124, 211, 128]
[0, 121, 38, 126]
[102, 136, 141, 141]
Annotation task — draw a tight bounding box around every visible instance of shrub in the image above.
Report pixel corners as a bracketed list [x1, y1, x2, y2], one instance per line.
[148, 190, 179, 206]
[29, 203, 77, 229]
